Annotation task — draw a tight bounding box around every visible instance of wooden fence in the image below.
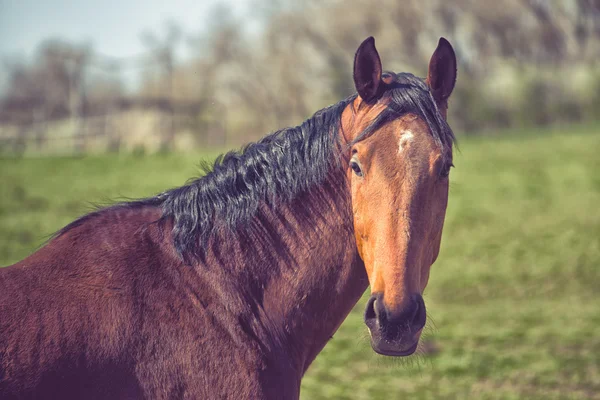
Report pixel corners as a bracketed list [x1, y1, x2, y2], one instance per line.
[0, 97, 227, 155]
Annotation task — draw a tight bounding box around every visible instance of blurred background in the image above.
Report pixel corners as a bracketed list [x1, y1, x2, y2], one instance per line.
[1, 0, 599, 398]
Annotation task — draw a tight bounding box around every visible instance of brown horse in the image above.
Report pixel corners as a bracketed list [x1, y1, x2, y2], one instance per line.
[0, 36, 457, 399]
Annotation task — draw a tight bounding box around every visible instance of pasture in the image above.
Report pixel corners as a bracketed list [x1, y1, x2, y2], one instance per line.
[1, 124, 599, 399]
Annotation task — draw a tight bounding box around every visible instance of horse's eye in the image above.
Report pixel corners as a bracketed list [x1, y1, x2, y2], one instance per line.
[440, 163, 454, 178]
[350, 161, 363, 177]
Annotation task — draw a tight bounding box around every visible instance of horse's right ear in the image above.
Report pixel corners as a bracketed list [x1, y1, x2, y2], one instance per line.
[353, 37, 382, 103]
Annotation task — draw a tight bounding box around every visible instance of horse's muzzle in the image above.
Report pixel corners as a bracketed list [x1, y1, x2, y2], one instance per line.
[364, 292, 426, 356]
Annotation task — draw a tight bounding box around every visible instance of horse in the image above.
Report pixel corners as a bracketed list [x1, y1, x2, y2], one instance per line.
[0, 36, 457, 399]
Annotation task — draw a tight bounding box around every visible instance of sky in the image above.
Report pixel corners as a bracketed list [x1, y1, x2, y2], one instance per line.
[0, 0, 252, 91]
[0, 0, 249, 58]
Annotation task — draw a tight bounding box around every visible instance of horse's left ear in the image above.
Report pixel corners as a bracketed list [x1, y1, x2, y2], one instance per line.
[426, 37, 457, 115]
[353, 37, 383, 103]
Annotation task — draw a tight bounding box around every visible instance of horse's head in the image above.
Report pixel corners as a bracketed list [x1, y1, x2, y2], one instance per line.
[341, 37, 457, 356]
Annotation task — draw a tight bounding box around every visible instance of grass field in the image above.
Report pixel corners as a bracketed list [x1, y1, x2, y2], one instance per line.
[1, 124, 599, 399]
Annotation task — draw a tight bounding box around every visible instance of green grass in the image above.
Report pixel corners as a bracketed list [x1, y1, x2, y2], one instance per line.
[1, 125, 599, 399]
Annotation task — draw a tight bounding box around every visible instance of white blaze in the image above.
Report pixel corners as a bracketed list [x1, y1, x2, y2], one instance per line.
[398, 130, 414, 153]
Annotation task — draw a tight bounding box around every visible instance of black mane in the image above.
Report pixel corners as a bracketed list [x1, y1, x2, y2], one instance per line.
[55, 73, 454, 262]
[157, 97, 354, 261]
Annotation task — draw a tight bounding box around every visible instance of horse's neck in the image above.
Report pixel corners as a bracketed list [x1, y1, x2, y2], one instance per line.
[197, 168, 367, 382]
[251, 169, 368, 374]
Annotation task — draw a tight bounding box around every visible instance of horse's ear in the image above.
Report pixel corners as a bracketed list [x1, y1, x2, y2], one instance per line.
[426, 37, 457, 113]
[353, 37, 382, 103]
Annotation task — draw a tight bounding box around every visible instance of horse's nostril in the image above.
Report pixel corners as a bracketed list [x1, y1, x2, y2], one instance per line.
[364, 295, 376, 321]
[410, 294, 427, 331]
[364, 293, 384, 325]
